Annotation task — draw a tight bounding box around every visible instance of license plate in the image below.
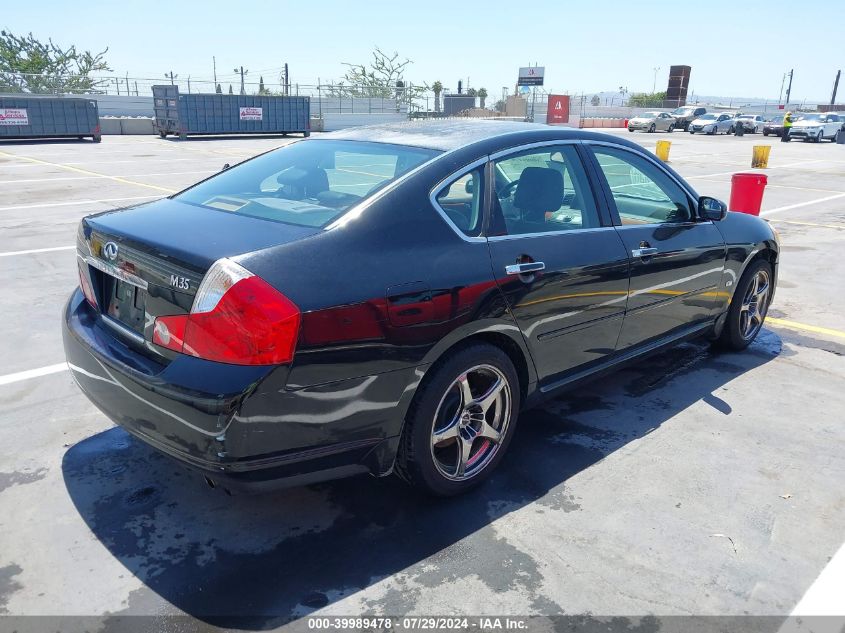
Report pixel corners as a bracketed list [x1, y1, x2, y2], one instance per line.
[105, 276, 146, 333]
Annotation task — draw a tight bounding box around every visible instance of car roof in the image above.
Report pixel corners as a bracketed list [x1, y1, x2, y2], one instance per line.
[318, 119, 631, 152]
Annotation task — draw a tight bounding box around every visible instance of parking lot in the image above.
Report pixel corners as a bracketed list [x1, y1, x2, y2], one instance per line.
[1, 129, 844, 629]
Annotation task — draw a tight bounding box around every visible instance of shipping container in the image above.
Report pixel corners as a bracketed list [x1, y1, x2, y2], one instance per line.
[0, 96, 101, 142]
[152, 85, 310, 139]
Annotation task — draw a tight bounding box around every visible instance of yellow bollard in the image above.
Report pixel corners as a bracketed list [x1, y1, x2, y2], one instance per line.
[655, 140, 671, 162]
[752, 145, 771, 168]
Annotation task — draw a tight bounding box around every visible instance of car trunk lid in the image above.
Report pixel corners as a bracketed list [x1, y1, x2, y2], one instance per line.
[78, 198, 319, 353]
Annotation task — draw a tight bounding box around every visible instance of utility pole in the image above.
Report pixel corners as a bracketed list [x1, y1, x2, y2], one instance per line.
[213, 56, 217, 86]
[233, 66, 248, 95]
[284, 63, 289, 96]
[652, 67, 660, 94]
[165, 70, 177, 86]
[831, 70, 841, 106]
[785, 69, 794, 107]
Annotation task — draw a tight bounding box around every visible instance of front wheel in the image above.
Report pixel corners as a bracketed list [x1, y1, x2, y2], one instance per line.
[395, 343, 520, 496]
[815, 131, 823, 143]
[668, 124, 675, 133]
[648, 123, 656, 133]
[715, 260, 773, 350]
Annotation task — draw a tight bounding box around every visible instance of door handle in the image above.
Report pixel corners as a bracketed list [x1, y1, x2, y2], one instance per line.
[632, 247, 658, 258]
[505, 261, 546, 275]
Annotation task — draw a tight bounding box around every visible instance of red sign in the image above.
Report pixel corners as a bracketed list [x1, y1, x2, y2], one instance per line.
[546, 95, 570, 124]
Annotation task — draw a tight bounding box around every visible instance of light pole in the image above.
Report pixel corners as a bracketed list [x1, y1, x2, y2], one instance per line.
[234, 66, 248, 95]
[652, 67, 660, 94]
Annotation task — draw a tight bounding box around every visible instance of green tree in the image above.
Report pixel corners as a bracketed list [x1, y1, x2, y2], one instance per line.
[477, 87, 488, 109]
[628, 91, 667, 107]
[258, 75, 271, 95]
[467, 87, 477, 98]
[228, 84, 233, 95]
[0, 29, 111, 93]
[494, 99, 506, 113]
[215, 83, 222, 94]
[590, 94, 600, 106]
[432, 80, 443, 113]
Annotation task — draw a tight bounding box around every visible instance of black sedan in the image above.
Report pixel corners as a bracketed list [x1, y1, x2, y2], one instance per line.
[63, 121, 779, 496]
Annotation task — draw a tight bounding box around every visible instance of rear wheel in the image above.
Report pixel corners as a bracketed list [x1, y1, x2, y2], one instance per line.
[715, 260, 773, 350]
[763, 130, 769, 136]
[395, 344, 520, 496]
[648, 123, 656, 133]
[668, 124, 675, 133]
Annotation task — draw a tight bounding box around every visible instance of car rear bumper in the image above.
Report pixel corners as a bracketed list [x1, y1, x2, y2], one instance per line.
[63, 290, 411, 492]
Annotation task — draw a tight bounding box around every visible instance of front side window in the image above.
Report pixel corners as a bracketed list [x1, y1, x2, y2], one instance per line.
[490, 145, 600, 236]
[434, 167, 484, 237]
[176, 140, 439, 228]
[591, 147, 692, 225]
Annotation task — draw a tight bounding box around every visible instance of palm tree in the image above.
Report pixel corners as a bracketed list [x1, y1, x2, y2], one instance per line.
[432, 80, 443, 113]
[477, 88, 488, 109]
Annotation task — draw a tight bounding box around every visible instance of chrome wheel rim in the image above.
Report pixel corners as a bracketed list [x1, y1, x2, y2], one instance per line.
[739, 269, 770, 340]
[430, 364, 511, 482]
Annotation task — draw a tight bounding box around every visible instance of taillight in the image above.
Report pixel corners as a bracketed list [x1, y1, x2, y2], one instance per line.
[77, 259, 98, 308]
[153, 259, 300, 366]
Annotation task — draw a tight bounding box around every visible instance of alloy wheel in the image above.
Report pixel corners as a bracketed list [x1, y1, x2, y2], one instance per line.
[429, 364, 511, 481]
[739, 269, 770, 341]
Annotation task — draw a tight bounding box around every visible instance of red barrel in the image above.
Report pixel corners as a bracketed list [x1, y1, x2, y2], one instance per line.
[729, 173, 768, 216]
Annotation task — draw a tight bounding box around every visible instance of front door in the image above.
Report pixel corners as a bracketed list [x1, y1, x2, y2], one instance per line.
[485, 143, 630, 386]
[586, 144, 726, 350]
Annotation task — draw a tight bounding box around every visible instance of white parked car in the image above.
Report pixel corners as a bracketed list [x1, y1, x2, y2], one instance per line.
[689, 113, 736, 135]
[627, 111, 676, 133]
[788, 113, 842, 142]
[735, 114, 766, 133]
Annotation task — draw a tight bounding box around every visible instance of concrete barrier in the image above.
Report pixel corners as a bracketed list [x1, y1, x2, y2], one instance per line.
[99, 117, 155, 135]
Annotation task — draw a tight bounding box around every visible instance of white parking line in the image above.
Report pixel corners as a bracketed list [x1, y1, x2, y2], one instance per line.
[0, 245, 75, 258]
[790, 542, 845, 616]
[0, 195, 160, 212]
[1, 170, 211, 184]
[761, 193, 845, 216]
[0, 363, 68, 387]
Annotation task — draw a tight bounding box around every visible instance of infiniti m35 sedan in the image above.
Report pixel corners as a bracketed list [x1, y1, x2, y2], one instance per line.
[64, 121, 778, 496]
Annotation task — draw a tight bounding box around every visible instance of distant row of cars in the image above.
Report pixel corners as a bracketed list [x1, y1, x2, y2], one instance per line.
[628, 106, 844, 142]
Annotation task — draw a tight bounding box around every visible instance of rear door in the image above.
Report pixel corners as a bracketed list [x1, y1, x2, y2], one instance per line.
[585, 143, 726, 350]
[484, 142, 630, 385]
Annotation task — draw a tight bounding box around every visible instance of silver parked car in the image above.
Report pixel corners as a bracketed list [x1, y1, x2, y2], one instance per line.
[689, 113, 736, 135]
[735, 114, 766, 133]
[628, 111, 676, 133]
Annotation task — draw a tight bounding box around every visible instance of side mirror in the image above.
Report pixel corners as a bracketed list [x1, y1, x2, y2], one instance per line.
[698, 196, 727, 221]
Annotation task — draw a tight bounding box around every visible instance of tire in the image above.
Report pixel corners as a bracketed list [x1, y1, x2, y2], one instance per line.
[728, 125, 735, 135]
[753, 126, 759, 134]
[763, 131, 769, 136]
[395, 343, 520, 496]
[92, 135, 102, 143]
[628, 128, 635, 132]
[648, 123, 656, 133]
[689, 130, 695, 134]
[715, 259, 773, 351]
[159, 131, 167, 139]
[815, 131, 822, 143]
[668, 124, 675, 133]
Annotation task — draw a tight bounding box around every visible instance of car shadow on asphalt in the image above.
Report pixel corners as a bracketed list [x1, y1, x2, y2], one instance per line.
[61, 332, 781, 628]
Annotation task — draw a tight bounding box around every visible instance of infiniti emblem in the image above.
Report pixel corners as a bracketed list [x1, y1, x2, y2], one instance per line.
[103, 241, 119, 262]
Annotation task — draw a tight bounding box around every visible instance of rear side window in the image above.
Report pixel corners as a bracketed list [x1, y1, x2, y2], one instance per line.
[490, 144, 599, 236]
[433, 167, 484, 237]
[591, 147, 692, 225]
[175, 140, 439, 228]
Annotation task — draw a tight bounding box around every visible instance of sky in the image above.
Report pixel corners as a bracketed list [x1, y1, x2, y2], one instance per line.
[4, 0, 840, 102]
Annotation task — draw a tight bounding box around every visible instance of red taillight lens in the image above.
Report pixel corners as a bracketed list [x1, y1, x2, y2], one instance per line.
[78, 259, 98, 308]
[153, 261, 300, 366]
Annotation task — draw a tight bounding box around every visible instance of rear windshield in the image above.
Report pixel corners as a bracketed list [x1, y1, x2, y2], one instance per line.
[175, 140, 440, 227]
